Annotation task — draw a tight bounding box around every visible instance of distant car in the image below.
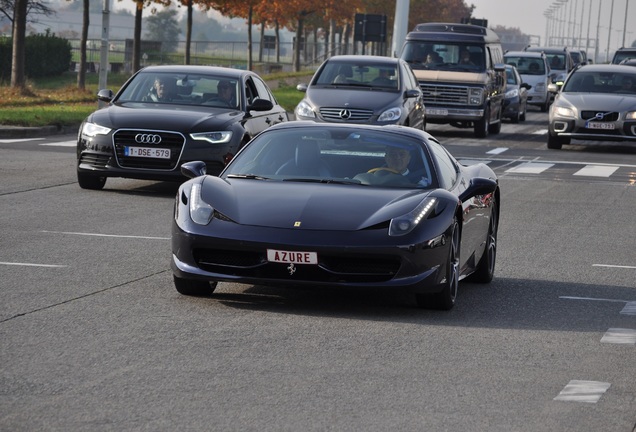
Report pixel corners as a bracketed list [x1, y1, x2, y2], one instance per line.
[171, 122, 499, 310]
[619, 58, 636, 67]
[569, 50, 588, 67]
[295, 55, 425, 130]
[525, 46, 574, 92]
[502, 64, 530, 123]
[504, 50, 551, 112]
[547, 64, 636, 149]
[76, 65, 289, 190]
[611, 47, 636, 65]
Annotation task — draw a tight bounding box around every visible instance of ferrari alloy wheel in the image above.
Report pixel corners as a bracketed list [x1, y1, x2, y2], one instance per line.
[77, 172, 106, 190]
[173, 276, 218, 296]
[416, 219, 460, 310]
[471, 200, 498, 283]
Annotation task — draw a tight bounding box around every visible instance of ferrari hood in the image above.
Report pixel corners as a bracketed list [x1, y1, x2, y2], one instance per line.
[201, 177, 432, 231]
[88, 104, 241, 131]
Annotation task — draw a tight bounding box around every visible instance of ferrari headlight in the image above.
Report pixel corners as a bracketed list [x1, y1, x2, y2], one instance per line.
[378, 107, 402, 122]
[389, 197, 437, 236]
[505, 88, 519, 99]
[553, 105, 576, 118]
[626, 111, 636, 120]
[190, 131, 232, 144]
[189, 182, 214, 225]
[81, 122, 111, 137]
[295, 100, 316, 118]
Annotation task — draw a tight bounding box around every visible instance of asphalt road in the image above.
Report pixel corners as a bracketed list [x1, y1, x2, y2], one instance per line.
[1, 110, 635, 431]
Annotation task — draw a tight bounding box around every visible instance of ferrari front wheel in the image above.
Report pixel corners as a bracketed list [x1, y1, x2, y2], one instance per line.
[416, 219, 460, 310]
[173, 275, 218, 296]
[470, 200, 498, 283]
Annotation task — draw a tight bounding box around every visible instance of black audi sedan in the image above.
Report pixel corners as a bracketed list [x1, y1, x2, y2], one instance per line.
[294, 55, 425, 130]
[76, 65, 289, 190]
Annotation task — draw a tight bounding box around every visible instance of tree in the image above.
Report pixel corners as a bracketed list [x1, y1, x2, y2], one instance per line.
[10, 0, 27, 88]
[145, 8, 181, 52]
[77, 0, 88, 90]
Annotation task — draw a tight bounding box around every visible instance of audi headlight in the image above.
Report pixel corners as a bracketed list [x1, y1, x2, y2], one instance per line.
[468, 87, 484, 105]
[505, 88, 519, 99]
[81, 122, 111, 137]
[389, 197, 437, 236]
[378, 107, 402, 122]
[626, 111, 636, 120]
[295, 100, 316, 118]
[189, 183, 214, 225]
[191, 131, 232, 144]
[553, 105, 576, 118]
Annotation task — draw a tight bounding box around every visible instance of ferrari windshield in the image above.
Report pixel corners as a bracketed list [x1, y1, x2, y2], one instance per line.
[223, 126, 437, 189]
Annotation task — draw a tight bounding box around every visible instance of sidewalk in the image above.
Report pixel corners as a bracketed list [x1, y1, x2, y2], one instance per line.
[0, 124, 80, 139]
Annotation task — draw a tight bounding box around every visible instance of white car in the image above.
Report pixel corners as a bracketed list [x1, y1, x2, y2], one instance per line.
[504, 51, 552, 112]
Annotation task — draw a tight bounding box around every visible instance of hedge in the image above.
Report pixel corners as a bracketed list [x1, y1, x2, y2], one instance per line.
[0, 32, 72, 81]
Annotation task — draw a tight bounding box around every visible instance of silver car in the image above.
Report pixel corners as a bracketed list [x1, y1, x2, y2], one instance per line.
[547, 64, 636, 149]
[504, 51, 552, 112]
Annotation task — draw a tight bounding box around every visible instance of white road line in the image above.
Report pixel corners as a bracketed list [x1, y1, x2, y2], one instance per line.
[40, 140, 76, 147]
[41, 230, 169, 240]
[620, 302, 636, 316]
[0, 261, 66, 268]
[459, 159, 491, 166]
[486, 147, 508, 155]
[505, 162, 554, 174]
[574, 165, 620, 177]
[554, 380, 611, 403]
[0, 138, 44, 143]
[560, 296, 631, 303]
[592, 264, 636, 269]
[533, 129, 549, 135]
[601, 328, 636, 345]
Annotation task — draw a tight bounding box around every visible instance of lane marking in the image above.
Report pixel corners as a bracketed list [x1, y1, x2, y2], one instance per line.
[560, 296, 631, 303]
[0, 138, 44, 143]
[554, 380, 611, 403]
[601, 328, 636, 345]
[592, 264, 636, 269]
[486, 147, 508, 155]
[505, 162, 554, 174]
[620, 302, 636, 316]
[0, 261, 66, 268]
[40, 140, 76, 147]
[41, 230, 169, 240]
[574, 165, 620, 177]
[533, 129, 548, 135]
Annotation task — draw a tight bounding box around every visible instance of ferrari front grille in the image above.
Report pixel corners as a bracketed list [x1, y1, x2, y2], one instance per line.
[193, 248, 400, 283]
[113, 129, 185, 170]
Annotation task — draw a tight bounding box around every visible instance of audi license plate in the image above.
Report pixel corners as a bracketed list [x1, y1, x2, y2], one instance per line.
[585, 122, 615, 130]
[124, 146, 171, 159]
[267, 249, 318, 264]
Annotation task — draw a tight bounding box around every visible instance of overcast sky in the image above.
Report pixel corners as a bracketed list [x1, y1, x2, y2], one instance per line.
[470, 0, 635, 51]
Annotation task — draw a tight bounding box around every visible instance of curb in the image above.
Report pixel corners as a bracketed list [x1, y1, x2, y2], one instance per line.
[0, 124, 80, 139]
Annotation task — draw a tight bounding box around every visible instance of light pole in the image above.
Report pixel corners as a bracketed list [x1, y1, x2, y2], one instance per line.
[605, 0, 615, 62]
[621, 0, 630, 48]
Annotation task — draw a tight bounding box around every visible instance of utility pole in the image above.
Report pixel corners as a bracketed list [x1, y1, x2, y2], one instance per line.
[98, 0, 111, 108]
[605, 0, 614, 62]
[391, 0, 410, 58]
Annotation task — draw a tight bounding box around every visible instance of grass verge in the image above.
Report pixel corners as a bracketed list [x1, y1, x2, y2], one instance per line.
[0, 70, 309, 127]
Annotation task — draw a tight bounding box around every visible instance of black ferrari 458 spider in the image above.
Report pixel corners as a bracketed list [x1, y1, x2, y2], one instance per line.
[171, 122, 499, 309]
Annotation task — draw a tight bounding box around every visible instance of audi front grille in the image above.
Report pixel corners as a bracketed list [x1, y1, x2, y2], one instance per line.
[319, 107, 374, 122]
[113, 129, 185, 170]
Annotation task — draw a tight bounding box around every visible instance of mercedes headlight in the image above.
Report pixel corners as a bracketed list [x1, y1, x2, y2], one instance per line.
[378, 107, 402, 122]
[505, 88, 519, 99]
[295, 100, 316, 118]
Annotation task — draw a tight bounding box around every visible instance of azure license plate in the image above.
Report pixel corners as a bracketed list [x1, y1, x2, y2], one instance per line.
[585, 122, 615, 130]
[124, 146, 171, 159]
[267, 249, 318, 265]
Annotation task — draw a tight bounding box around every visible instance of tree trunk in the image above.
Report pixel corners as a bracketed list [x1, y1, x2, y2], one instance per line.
[133, 1, 143, 73]
[246, 5, 253, 71]
[185, 0, 192, 65]
[77, 0, 89, 89]
[10, 0, 28, 89]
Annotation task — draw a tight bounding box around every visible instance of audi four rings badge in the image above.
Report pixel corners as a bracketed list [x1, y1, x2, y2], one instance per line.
[135, 134, 162, 144]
